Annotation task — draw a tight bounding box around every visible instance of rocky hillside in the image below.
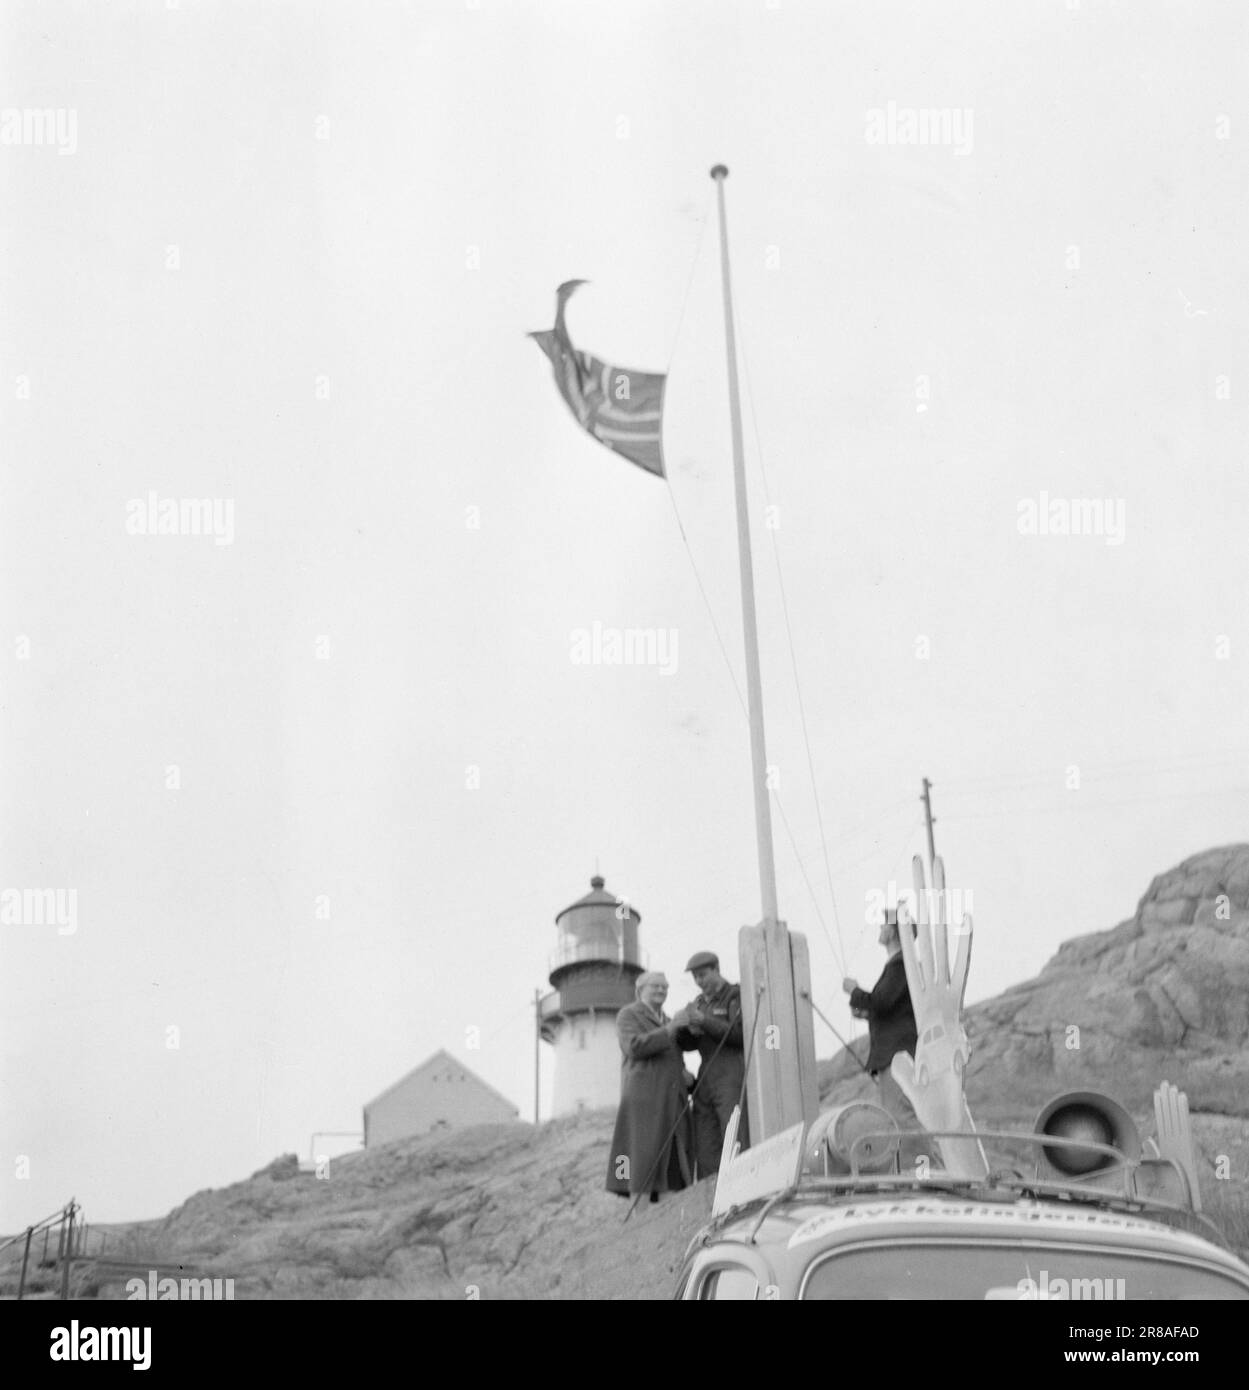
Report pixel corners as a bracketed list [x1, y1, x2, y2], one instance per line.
[80, 1113, 711, 1301]
[823, 842, 1249, 1119]
[72, 846, 1249, 1298]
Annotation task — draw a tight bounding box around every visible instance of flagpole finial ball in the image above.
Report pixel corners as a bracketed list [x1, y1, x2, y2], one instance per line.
[710, 164, 729, 180]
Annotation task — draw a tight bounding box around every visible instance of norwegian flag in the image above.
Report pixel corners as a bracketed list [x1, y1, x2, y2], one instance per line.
[529, 280, 666, 478]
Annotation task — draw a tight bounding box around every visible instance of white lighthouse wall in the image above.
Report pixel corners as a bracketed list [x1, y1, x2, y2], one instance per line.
[550, 1010, 625, 1116]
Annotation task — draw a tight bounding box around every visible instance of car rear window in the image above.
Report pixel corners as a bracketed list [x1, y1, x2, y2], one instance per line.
[801, 1243, 1249, 1300]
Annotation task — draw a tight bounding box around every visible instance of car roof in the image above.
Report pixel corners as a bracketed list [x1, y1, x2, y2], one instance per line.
[701, 1188, 1249, 1275]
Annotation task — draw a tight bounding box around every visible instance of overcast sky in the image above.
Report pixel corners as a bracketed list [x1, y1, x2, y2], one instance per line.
[2, 0, 1247, 1229]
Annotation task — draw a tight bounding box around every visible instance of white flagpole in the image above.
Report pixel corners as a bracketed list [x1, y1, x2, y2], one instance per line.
[710, 165, 779, 928]
[710, 165, 817, 1141]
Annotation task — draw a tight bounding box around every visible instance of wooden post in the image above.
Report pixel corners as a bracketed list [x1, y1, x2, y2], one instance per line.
[60, 1204, 74, 1300]
[17, 1227, 33, 1301]
[740, 919, 819, 1138]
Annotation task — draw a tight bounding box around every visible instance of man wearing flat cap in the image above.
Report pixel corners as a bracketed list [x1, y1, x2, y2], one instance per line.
[677, 950, 749, 1178]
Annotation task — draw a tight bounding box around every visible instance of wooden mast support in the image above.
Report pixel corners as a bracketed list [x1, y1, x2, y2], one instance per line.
[710, 165, 817, 1139]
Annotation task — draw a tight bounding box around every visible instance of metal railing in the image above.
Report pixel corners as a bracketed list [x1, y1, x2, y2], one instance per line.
[549, 936, 642, 973]
[0, 1198, 94, 1300]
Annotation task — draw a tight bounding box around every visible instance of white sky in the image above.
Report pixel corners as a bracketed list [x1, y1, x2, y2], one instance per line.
[2, 0, 1247, 1228]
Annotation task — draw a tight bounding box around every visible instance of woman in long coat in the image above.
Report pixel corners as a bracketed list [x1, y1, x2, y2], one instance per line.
[606, 971, 694, 1199]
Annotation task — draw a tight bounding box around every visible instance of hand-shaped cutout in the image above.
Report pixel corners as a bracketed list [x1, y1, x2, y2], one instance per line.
[890, 855, 988, 1178]
[1153, 1080, 1201, 1212]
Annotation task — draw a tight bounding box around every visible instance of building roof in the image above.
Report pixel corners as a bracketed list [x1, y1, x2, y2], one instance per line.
[555, 874, 641, 925]
[363, 1048, 520, 1116]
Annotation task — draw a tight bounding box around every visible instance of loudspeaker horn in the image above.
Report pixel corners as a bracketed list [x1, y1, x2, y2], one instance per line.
[1034, 1090, 1141, 1178]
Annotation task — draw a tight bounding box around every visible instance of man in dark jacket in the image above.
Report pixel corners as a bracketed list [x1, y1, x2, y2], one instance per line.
[842, 907, 922, 1132]
[677, 951, 749, 1179]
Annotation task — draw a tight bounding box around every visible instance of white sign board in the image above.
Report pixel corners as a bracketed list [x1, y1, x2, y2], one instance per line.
[712, 1114, 807, 1216]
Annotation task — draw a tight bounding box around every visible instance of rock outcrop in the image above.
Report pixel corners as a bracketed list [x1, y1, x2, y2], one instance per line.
[86, 1111, 712, 1300]
[823, 844, 1249, 1118]
[968, 843, 1249, 1113]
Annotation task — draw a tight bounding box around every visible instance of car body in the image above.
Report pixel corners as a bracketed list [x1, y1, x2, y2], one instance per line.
[675, 1094, 1249, 1301]
[675, 1180, 1249, 1299]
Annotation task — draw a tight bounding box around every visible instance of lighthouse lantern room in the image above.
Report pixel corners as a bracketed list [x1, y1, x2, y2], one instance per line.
[539, 875, 643, 1116]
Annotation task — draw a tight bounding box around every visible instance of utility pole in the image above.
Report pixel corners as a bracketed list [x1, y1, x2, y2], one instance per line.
[921, 777, 937, 874]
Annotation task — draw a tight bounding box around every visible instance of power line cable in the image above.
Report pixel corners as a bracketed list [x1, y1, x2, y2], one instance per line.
[661, 473, 845, 973]
[940, 781, 1249, 824]
[660, 233, 851, 975]
[940, 750, 1243, 798]
[738, 323, 848, 977]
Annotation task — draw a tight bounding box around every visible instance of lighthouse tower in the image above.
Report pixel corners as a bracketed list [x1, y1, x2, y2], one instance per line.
[539, 875, 643, 1116]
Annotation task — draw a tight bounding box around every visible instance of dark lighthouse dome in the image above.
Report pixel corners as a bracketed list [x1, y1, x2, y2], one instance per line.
[548, 873, 644, 990]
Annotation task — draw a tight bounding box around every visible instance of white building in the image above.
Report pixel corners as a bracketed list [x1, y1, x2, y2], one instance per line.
[363, 1050, 519, 1147]
[539, 875, 643, 1116]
